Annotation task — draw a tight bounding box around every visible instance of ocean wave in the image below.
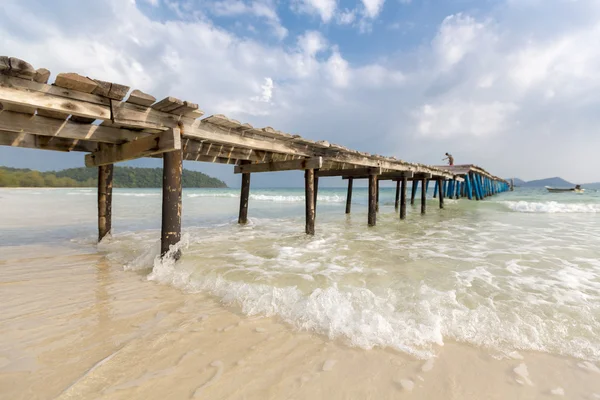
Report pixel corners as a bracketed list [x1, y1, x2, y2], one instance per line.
[146, 255, 600, 362]
[502, 201, 600, 213]
[187, 193, 345, 203]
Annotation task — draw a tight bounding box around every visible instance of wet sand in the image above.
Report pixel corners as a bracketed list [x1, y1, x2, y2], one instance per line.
[2, 244, 600, 400]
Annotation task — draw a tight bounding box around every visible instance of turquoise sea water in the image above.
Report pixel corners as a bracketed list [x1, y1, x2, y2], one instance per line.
[1, 186, 600, 361]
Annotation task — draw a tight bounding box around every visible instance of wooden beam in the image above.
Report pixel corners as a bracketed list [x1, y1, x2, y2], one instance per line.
[98, 164, 113, 242]
[238, 160, 251, 224]
[0, 130, 97, 152]
[234, 157, 322, 174]
[84, 128, 181, 167]
[0, 110, 144, 143]
[317, 167, 382, 177]
[346, 177, 353, 214]
[161, 149, 182, 259]
[183, 154, 238, 165]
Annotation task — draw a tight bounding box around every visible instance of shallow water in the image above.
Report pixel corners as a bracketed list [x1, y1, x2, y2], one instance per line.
[2, 186, 599, 365]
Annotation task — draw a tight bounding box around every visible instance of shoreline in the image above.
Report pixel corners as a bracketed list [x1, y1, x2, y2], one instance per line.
[2, 244, 600, 399]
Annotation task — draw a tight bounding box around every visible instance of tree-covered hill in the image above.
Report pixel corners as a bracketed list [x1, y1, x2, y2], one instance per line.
[0, 166, 227, 188]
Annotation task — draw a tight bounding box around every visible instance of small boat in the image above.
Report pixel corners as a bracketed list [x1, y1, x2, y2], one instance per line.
[545, 185, 585, 193]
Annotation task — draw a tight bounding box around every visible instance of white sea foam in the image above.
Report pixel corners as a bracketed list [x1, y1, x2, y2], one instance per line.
[502, 201, 600, 213]
[187, 192, 345, 203]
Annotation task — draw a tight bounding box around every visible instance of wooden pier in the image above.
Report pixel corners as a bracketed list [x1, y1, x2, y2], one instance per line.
[0, 56, 509, 259]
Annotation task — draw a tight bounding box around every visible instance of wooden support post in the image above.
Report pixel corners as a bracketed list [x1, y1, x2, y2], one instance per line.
[433, 180, 438, 198]
[161, 149, 183, 259]
[376, 178, 380, 213]
[314, 171, 319, 213]
[346, 177, 353, 214]
[395, 179, 400, 211]
[454, 179, 459, 199]
[510, 178, 514, 191]
[238, 161, 251, 224]
[465, 175, 472, 200]
[400, 176, 407, 220]
[411, 180, 418, 205]
[368, 173, 377, 226]
[438, 178, 445, 209]
[421, 178, 427, 214]
[305, 169, 315, 235]
[97, 164, 113, 242]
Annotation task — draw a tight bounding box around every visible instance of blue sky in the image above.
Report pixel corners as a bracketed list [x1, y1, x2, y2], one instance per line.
[1, 0, 600, 187]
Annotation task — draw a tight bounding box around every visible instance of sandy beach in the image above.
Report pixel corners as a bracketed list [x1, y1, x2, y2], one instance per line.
[2, 244, 600, 399]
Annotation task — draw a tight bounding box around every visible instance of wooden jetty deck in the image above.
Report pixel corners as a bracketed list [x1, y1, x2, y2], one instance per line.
[0, 56, 509, 259]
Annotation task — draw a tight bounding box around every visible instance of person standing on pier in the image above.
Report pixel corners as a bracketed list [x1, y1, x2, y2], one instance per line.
[443, 152, 454, 166]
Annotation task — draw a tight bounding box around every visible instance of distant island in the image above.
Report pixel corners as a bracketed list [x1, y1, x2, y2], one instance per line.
[0, 166, 228, 188]
[508, 176, 600, 189]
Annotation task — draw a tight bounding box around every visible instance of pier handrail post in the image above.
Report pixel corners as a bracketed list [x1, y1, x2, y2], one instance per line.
[161, 148, 183, 259]
[400, 176, 407, 220]
[238, 160, 251, 224]
[394, 179, 400, 211]
[305, 168, 316, 235]
[421, 177, 427, 214]
[345, 177, 353, 214]
[368, 172, 377, 226]
[98, 164, 113, 242]
[438, 178, 445, 209]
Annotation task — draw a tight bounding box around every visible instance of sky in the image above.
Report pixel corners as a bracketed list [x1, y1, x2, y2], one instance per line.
[1, 0, 600, 187]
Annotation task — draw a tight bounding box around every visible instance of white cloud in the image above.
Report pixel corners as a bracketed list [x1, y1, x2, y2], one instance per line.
[292, 0, 337, 23]
[325, 50, 350, 88]
[337, 9, 356, 24]
[414, 101, 518, 137]
[2, 0, 600, 182]
[361, 0, 385, 18]
[432, 13, 490, 69]
[251, 77, 274, 102]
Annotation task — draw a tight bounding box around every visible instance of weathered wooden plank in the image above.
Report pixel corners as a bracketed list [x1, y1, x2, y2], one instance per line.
[0, 83, 110, 119]
[0, 110, 144, 143]
[33, 68, 51, 84]
[111, 101, 195, 131]
[126, 89, 156, 107]
[85, 128, 181, 167]
[0, 75, 110, 106]
[2, 103, 36, 115]
[55, 73, 98, 93]
[0, 130, 97, 152]
[152, 96, 184, 113]
[0, 57, 35, 79]
[170, 101, 204, 118]
[234, 157, 322, 174]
